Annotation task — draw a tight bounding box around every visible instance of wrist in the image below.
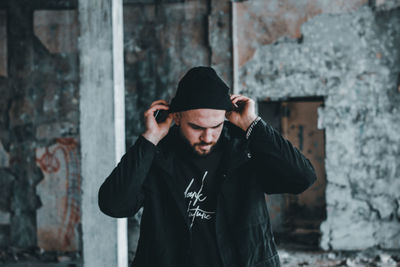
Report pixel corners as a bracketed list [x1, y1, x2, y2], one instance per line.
[142, 131, 161, 145]
[245, 116, 261, 139]
[240, 115, 258, 131]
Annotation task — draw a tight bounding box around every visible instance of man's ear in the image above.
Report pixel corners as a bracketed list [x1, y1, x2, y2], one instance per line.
[173, 112, 181, 126]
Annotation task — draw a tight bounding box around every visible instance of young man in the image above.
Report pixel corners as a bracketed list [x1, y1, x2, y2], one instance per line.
[98, 66, 317, 267]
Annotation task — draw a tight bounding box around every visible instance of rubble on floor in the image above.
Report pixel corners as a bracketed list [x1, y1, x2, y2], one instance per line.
[0, 247, 82, 266]
[279, 247, 400, 267]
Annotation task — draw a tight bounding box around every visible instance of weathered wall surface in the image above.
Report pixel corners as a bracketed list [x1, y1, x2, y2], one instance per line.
[35, 138, 80, 251]
[33, 10, 81, 252]
[123, 1, 210, 146]
[0, 10, 7, 77]
[234, 0, 368, 68]
[123, 0, 232, 145]
[236, 1, 400, 250]
[1, 0, 398, 262]
[0, 6, 80, 254]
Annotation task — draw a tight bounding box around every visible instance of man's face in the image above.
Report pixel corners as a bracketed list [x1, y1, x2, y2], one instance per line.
[173, 109, 226, 156]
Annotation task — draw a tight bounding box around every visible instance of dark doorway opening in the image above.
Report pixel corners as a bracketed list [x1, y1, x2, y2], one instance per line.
[258, 97, 326, 249]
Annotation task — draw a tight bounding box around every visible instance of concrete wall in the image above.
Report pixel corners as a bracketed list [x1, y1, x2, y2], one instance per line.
[124, 1, 210, 145]
[79, 0, 127, 265]
[0, 4, 81, 259]
[234, 0, 400, 250]
[0, 10, 7, 77]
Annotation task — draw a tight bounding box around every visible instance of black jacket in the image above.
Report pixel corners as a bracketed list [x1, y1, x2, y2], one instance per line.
[98, 119, 317, 267]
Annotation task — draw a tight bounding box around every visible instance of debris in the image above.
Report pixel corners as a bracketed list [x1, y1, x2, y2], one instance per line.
[57, 255, 71, 262]
[328, 252, 336, 260]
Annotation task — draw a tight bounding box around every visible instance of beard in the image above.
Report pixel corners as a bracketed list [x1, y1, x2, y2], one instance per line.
[178, 131, 218, 157]
[192, 141, 216, 156]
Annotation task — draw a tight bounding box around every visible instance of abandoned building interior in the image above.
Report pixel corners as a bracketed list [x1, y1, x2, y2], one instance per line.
[0, 0, 400, 266]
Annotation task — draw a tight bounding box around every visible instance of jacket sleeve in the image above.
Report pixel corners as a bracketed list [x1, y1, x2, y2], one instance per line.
[98, 135, 157, 218]
[248, 119, 317, 194]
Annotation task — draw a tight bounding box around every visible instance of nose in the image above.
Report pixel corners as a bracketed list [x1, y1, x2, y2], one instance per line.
[200, 129, 213, 143]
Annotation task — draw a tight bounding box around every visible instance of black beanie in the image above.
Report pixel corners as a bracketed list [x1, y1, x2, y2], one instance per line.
[169, 66, 233, 112]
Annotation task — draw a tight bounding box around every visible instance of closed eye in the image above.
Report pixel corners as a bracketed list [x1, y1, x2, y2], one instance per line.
[212, 123, 223, 129]
[188, 122, 223, 130]
[190, 124, 204, 130]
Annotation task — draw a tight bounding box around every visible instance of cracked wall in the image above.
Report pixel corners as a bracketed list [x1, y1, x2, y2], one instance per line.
[0, 6, 80, 253]
[123, 1, 211, 146]
[236, 2, 400, 250]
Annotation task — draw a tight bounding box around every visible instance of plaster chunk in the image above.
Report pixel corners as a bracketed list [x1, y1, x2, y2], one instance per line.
[331, 221, 377, 250]
[375, 222, 400, 249]
[369, 195, 395, 220]
[375, 0, 400, 10]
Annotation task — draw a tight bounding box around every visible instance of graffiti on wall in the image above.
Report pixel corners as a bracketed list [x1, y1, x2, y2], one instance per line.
[35, 138, 80, 251]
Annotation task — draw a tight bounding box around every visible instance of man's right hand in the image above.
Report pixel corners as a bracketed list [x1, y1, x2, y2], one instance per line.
[142, 100, 173, 145]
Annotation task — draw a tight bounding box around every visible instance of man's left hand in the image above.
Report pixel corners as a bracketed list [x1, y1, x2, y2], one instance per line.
[226, 94, 258, 131]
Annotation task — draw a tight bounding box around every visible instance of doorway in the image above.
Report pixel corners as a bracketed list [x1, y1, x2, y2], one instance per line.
[259, 97, 326, 249]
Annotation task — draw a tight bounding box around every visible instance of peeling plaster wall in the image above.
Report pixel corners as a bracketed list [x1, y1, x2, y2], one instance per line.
[123, 0, 233, 146]
[237, 4, 400, 250]
[35, 138, 81, 251]
[123, 1, 211, 147]
[234, 0, 368, 67]
[0, 7, 80, 252]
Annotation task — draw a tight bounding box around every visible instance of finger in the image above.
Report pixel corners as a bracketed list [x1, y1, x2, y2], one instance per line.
[231, 94, 245, 100]
[151, 99, 168, 105]
[151, 104, 170, 112]
[144, 104, 170, 117]
[231, 95, 248, 101]
[150, 100, 169, 107]
[230, 95, 246, 109]
[230, 94, 241, 101]
[231, 96, 250, 105]
[230, 94, 242, 98]
[231, 96, 250, 106]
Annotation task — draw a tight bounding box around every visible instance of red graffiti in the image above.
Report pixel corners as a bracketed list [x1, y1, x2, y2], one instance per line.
[36, 148, 61, 173]
[36, 138, 81, 251]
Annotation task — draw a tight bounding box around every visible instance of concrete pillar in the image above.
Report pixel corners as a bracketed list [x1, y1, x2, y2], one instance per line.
[208, 0, 233, 90]
[78, 0, 127, 266]
[232, 2, 239, 94]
